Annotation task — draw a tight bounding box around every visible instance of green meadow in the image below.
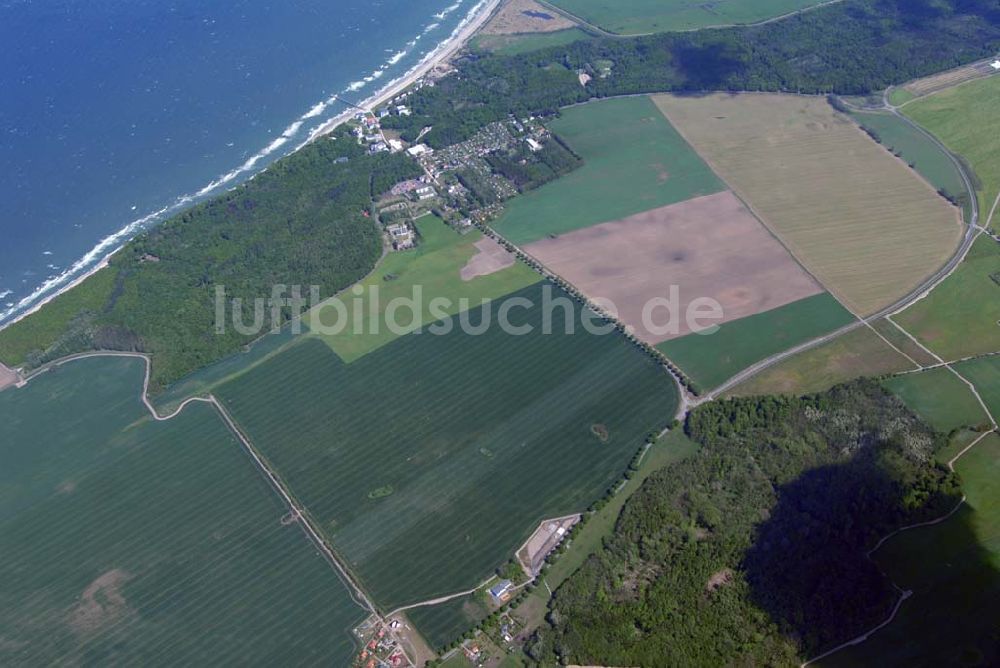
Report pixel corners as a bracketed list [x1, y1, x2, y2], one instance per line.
[822, 433, 1000, 667]
[904, 75, 1000, 229]
[309, 216, 539, 362]
[954, 355, 1000, 421]
[884, 367, 988, 432]
[657, 292, 856, 392]
[493, 96, 723, 245]
[471, 28, 591, 56]
[218, 283, 678, 610]
[894, 236, 1000, 360]
[0, 357, 366, 666]
[547, 0, 830, 34]
[850, 110, 970, 220]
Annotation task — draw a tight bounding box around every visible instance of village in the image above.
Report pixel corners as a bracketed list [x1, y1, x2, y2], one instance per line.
[346, 86, 558, 255]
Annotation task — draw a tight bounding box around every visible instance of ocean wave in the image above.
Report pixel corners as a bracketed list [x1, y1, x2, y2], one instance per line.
[0, 0, 490, 329]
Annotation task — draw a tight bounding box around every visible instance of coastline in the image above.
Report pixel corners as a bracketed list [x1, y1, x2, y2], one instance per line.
[0, 0, 502, 336]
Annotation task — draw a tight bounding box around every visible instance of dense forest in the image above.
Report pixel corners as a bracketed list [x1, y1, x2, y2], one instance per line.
[7, 128, 421, 390]
[525, 381, 962, 666]
[484, 137, 582, 193]
[383, 0, 1000, 148]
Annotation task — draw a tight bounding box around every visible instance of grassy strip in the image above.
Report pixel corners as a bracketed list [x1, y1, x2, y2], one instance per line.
[658, 293, 856, 392]
[726, 325, 915, 398]
[883, 368, 989, 432]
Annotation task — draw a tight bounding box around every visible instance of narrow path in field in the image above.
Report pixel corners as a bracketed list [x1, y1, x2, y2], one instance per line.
[17, 351, 382, 621]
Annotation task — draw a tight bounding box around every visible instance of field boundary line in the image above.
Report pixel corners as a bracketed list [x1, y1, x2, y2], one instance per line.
[863, 322, 922, 370]
[12, 351, 382, 622]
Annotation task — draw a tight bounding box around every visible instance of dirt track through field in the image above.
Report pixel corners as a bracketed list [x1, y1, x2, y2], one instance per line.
[523, 190, 823, 342]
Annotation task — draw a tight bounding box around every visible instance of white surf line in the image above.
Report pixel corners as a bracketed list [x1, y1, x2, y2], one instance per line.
[17, 351, 381, 619]
[800, 427, 994, 667]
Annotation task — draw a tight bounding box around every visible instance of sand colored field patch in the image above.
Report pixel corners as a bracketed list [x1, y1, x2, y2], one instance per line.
[68, 569, 134, 636]
[0, 363, 16, 391]
[523, 190, 823, 343]
[460, 236, 516, 281]
[481, 0, 576, 34]
[654, 93, 963, 316]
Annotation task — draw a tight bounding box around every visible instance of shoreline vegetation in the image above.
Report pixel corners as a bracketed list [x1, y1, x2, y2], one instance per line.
[2, 0, 998, 389]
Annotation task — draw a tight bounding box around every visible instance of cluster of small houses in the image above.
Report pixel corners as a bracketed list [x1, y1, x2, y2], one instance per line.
[355, 622, 409, 668]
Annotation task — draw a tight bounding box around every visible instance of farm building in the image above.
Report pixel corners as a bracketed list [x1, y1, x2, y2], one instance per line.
[415, 185, 436, 200]
[386, 223, 414, 250]
[489, 580, 514, 603]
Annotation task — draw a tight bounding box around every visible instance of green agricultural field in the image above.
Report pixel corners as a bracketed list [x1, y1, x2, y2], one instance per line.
[821, 433, 1000, 667]
[657, 292, 856, 392]
[893, 236, 1000, 360]
[0, 267, 116, 367]
[217, 283, 678, 610]
[471, 28, 591, 55]
[548, 0, 831, 34]
[954, 355, 1000, 421]
[409, 592, 492, 651]
[0, 356, 366, 665]
[727, 326, 916, 398]
[413, 431, 701, 648]
[309, 216, 539, 362]
[850, 110, 970, 220]
[493, 96, 723, 245]
[904, 75, 1000, 230]
[887, 87, 917, 106]
[884, 367, 988, 432]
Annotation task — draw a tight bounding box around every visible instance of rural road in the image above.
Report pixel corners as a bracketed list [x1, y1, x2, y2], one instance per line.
[707, 89, 985, 398]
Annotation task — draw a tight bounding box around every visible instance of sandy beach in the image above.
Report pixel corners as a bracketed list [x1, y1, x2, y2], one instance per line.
[0, 0, 502, 336]
[312, 0, 502, 139]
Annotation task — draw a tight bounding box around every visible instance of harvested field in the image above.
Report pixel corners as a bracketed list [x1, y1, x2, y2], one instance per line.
[461, 237, 516, 281]
[655, 93, 964, 316]
[219, 283, 678, 611]
[472, 27, 591, 56]
[657, 292, 855, 392]
[523, 190, 822, 343]
[0, 356, 367, 666]
[494, 96, 724, 245]
[481, 0, 576, 34]
[903, 62, 998, 98]
[726, 326, 916, 398]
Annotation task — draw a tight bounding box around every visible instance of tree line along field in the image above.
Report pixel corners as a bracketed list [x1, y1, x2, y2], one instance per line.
[546, 0, 832, 34]
[493, 96, 724, 246]
[0, 357, 367, 666]
[655, 93, 964, 317]
[820, 433, 1000, 667]
[894, 236, 1000, 361]
[656, 292, 855, 392]
[849, 109, 972, 221]
[308, 216, 540, 363]
[903, 74, 1000, 230]
[216, 282, 678, 611]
